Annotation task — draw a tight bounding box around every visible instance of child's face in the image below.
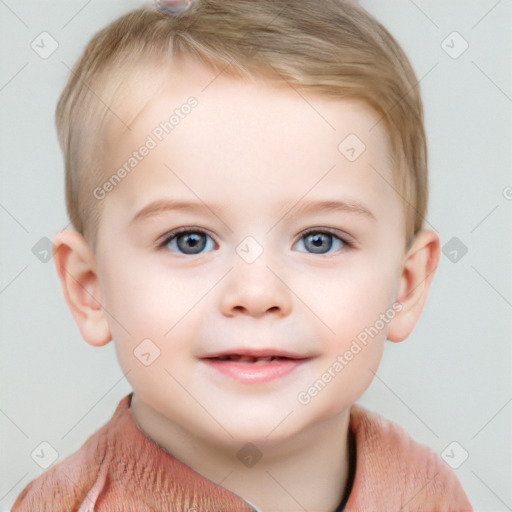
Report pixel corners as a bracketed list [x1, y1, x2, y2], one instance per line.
[95, 57, 406, 446]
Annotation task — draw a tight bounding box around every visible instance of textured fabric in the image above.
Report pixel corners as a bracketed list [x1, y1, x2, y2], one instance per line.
[345, 406, 472, 512]
[12, 394, 256, 512]
[12, 394, 472, 512]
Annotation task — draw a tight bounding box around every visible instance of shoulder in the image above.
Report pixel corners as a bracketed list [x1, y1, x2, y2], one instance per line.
[346, 405, 473, 511]
[11, 394, 256, 512]
[11, 395, 132, 512]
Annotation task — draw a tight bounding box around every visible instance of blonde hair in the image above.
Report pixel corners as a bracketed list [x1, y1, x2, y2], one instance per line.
[56, 0, 427, 246]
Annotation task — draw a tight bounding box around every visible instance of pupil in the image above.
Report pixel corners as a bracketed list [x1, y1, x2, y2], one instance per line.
[187, 234, 199, 246]
[178, 233, 206, 254]
[306, 233, 332, 253]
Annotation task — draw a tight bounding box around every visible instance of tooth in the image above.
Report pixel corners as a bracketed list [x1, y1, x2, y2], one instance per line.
[217, 355, 285, 363]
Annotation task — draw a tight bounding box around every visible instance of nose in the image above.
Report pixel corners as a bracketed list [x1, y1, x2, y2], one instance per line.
[218, 257, 293, 319]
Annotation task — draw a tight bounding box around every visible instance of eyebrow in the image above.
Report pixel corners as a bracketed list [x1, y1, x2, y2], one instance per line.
[131, 198, 376, 224]
[290, 199, 375, 221]
[131, 199, 226, 224]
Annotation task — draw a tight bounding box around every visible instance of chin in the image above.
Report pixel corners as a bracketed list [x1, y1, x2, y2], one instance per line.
[206, 406, 320, 448]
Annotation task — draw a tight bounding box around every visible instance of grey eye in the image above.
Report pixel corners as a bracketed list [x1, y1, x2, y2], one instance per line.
[165, 231, 215, 255]
[294, 232, 345, 254]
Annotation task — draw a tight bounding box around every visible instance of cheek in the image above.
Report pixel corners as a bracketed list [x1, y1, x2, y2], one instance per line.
[294, 257, 398, 404]
[99, 253, 224, 353]
[293, 255, 399, 339]
[99, 256, 196, 392]
[100, 254, 179, 328]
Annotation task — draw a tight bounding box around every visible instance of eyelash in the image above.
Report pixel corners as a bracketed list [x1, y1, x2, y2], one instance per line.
[158, 227, 354, 254]
[296, 228, 353, 252]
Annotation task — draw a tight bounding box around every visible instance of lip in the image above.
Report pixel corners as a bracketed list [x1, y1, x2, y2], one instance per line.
[200, 349, 312, 384]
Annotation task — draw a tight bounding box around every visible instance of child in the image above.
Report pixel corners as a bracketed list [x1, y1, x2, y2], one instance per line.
[12, 0, 473, 510]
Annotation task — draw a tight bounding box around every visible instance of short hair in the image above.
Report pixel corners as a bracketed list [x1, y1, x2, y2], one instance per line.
[56, 0, 427, 248]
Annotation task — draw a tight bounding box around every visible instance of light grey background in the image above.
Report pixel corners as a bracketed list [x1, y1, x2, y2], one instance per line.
[1, 1, 511, 510]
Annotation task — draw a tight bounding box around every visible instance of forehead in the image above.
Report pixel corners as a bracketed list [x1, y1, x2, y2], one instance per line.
[101, 56, 402, 230]
[106, 54, 391, 155]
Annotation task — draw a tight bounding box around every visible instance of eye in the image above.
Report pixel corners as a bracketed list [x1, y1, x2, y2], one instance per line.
[293, 230, 348, 254]
[161, 229, 216, 255]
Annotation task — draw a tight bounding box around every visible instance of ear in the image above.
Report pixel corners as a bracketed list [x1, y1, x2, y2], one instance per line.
[387, 229, 440, 343]
[52, 230, 112, 347]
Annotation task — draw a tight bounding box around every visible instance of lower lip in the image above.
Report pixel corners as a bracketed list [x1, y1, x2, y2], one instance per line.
[202, 358, 308, 384]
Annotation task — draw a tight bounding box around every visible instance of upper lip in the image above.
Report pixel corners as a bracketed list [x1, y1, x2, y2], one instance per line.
[201, 349, 311, 360]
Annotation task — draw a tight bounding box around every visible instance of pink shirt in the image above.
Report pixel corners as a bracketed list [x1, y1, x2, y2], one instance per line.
[12, 394, 472, 511]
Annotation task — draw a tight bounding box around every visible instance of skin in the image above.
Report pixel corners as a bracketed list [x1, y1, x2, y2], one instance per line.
[53, 56, 440, 512]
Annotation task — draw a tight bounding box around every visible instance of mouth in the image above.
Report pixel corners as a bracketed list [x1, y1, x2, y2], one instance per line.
[203, 349, 309, 362]
[210, 354, 302, 363]
[201, 350, 311, 383]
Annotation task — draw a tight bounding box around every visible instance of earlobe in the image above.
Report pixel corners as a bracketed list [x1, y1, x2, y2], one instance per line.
[52, 230, 112, 347]
[387, 230, 440, 343]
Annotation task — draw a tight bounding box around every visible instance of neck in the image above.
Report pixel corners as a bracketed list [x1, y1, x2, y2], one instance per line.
[131, 394, 352, 512]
